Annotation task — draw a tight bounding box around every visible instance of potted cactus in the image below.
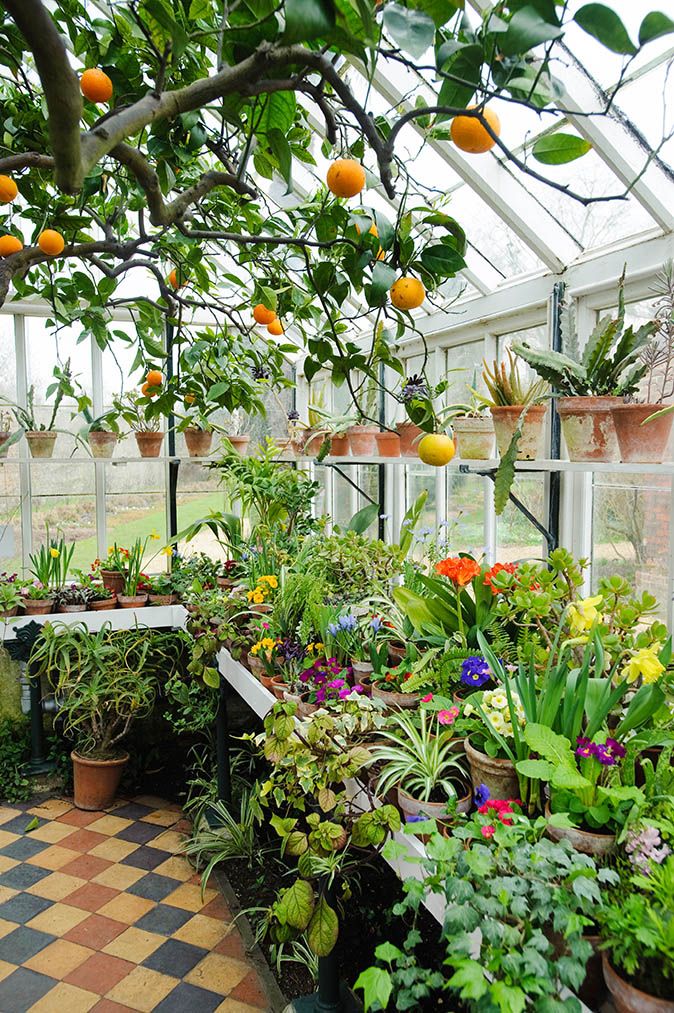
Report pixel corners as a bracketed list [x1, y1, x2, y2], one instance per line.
[478, 351, 548, 461]
[512, 272, 656, 462]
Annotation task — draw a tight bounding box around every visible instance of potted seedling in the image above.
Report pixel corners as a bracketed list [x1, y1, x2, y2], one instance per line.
[29, 528, 75, 605]
[84, 409, 122, 459]
[21, 582, 55, 615]
[300, 385, 328, 456]
[221, 408, 250, 456]
[73, 571, 117, 610]
[117, 536, 151, 608]
[144, 571, 177, 606]
[177, 400, 214, 458]
[512, 272, 657, 462]
[305, 408, 356, 458]
[0, 573, 22, 618]
[1, 360, 82, 459]
[114, 391, 164, 458]
[346, 376, 380, 456]
[450, 380, 495, 460]
[479, 350, 548, 460]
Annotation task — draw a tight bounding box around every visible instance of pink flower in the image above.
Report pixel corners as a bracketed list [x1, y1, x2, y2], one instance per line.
[438, 706, 459, 726]
[421, 693, 433, 703]
[481, 825, 496, 839]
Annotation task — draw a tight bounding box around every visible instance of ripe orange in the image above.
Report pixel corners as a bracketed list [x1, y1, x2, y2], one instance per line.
[81, 68, 113, 104]
[326, 158, 366, 198]
[0, 235, 23, 256]
[450, 106, 501, 154]
[140, 381, 153, 397]
[167, 268, 183, 289]
[38, 230, 65, 256]
[390, 276, 425, 310]
[253, 303, 276, 325]
[184, 394, 196, 405]
[418, 433, 455, 467]
[145, 369, 163, 387]
[355, 220, 385, 260]
[0, 176, 18, 204]
[267, 319, 284, 336]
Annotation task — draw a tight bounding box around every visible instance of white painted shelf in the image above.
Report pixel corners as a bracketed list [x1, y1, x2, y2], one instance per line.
[1, 603, 187, 642]
[0, 456, 214, 465]
[316, 455, 674, 474]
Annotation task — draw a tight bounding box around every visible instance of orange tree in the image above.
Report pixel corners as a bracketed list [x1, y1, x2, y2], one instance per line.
[0, 1, 671, 424]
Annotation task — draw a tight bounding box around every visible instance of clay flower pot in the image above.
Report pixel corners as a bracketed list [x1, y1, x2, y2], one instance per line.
[25, 431, 57, 458]
[453, 416, 495, 460]
[0, 606, 19, 618]
[346, 424, 379, 456]
[371, 685, 420, 710]
[398, 782, 472, 822]
[329, 433, 350, 457]
[247, 652, 266, 680]
[557, 396, 621, 462]
[23, 598, 55, 615]
[72, 751, 129, 811]
[100, 570, 125, 595]
[135, 431, 164, 458]
[148, 593, 175, 606]
[184, 427, 213, 458]
[375, 431, 401, 457]
[544, 803, 615, 856]
[283, 691, 318, 718]
[270, 676, 287, 700]
[227, 434, 250, 456]
[89, 596, 117, 611]
[88, 431, 118, 459]
[602, 954, 674, 1013]
[465, 739, 520, 801]
[117, 593, 149, 609]
[490, 405, 547, 460]
[611, 403, 674, 464]
[387, 641, 406, 665]
[396, 421, 424, 457]
[58, 603, 87, 613]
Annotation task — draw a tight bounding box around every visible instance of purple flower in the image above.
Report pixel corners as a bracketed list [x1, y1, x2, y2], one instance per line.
[405, 814, 426, 824]
[370, 616, 382, 632]
[461, 656, 491, 688]
[315, 688, 326, 703]
[287, 409, 300, 421]
[327, 623, 338, 637]
[626, 825, 671, 873]
[575, 737, 595, 759]
[401, 375, 429, 403]
[474, 783, 490, 807]
[338, 614, 357, 631]
[603, 738, 626, 761]
[327, 679, 345, 690]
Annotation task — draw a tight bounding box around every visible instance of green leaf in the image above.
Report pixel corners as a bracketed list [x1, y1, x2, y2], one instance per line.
[277, 878, 314, 930]
[317, 787, 337, 811]
[499, 5, 562, 56]
[435, 44, 482, 114]
[639, 11, 674, 45]
[420, 243, 465, 277]
[532, 132, 592, 165]
[284, 0, 336, 42]
[524, 723, 575, 767]
[202, 667, 220, 688]
[368, 260, 397, 306]
[257, 92, 297, 138]
[306, 894, 339, 956]
[347, 502, 380, 533]
[375, 941, 404, 964]
[267, 127, 293, 191]
[383, 3, 435, 59]
[24, 817, 39, 833]
[448, 960, 489, 1000]
[355, 967, 393, 1012]
[574, 4, 637, 54]
[493, 413, 524, 515]
[516, 758, 554, 780]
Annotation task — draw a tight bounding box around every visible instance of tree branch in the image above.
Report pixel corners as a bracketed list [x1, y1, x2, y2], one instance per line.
[0, 152, 55, 172]
[1, 0, 83, 192]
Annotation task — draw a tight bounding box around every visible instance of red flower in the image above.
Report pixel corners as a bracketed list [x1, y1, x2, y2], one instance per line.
[481, 825, 496, 839]
[435, 556, 481, 587]
[421, 693, 433, 703]
[483, 562, 517, 594]
[478, 799, 519, 825]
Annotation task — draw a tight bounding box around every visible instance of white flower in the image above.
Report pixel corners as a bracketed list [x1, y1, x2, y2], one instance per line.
[490, 692, 508, 711]
[488, 711, 507, 733]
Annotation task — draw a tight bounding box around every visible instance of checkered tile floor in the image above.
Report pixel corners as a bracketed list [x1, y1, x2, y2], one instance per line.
[0, 796, 272, 1012]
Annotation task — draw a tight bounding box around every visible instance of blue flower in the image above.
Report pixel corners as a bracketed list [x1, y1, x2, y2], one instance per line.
[405, 814, 425, 824]
[461, 656, 491, 688]
[474, 783, 490, 807]
[338, 614, 357, 631]
[370, 616, 382, 632]
[327, 623, 338, 636]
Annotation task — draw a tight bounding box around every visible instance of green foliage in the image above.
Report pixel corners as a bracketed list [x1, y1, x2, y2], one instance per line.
[0, 717, 31, 804]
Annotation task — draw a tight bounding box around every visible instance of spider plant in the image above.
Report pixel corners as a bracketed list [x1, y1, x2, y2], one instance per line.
[371, 708, 467, 803]
[182, 792, 259, 889]
[479, 349, 548, 407]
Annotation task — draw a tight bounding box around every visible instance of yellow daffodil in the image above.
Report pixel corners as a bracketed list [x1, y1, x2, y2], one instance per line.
[315, 642, 324, 652]
[49, 547, 60, 558]
[261, 637, 276, 650]
[621, 644, 665, 685]
[150, 530, 160, 540]
[160, 545, 173, 556]
[568, 595, 603, 635]
[250, 643, 261, 655]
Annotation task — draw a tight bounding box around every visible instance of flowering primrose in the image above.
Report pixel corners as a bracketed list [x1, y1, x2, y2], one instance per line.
[461, 656, 491, 688]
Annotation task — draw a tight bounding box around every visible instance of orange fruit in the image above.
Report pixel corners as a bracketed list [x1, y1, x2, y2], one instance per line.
[450, 106, 501, 154]
[168, 268, 183, 289]
[418, 433, 455, 467]
[253, 303, 276, 325]
[326, 158, 366, 198]
[145, 369, 163, 387]
[267, 319, 284, 336]
[390, 277, 425, 310]
[38, 230, 65, 256]
[0, 235, 23, 256]
[355, 220, 385, 260]
[141, 381, 154, 397]
[184, 394, 196, 405]
[0, 175, 18, 203]
[80, 68, 113, 104]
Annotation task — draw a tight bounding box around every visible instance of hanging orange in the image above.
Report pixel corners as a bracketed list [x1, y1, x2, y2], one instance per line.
[184, 394, 196, 405]
[141, 381, 154, 397]
[0, 235, 23, 256]
[0, 176, 18, 203]
[80, 68, 113, 104]
[450, 106, 501, 154]
[390, 277, 425, 310]
[145, 369, 163, 387]
[167, 268, 182, 289]
[326, 159, 366, 198]
[253, 303, 276, 325]
[354, 220, 385, 260]
[38, 230, 65, 256]
[267, 319, 284, 336]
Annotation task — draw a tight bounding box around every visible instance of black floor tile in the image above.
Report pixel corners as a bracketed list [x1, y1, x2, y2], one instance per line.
[128, 873, 182, 902]
[0, 815, 40, 836]
[153, 981, 222, 1012]
[0, 967, 57, 1012]
[116, 822, 164, 845]
[135, 903, 193, 936]
[0, 864, 51, 891]
[112, 803, 153, 820]
[0, 837, 48, 861]
[0, 892, 52, 924]
[120, 846, 167, 871]
[0, 925, 55, 964]
[144, 938, 208, 977]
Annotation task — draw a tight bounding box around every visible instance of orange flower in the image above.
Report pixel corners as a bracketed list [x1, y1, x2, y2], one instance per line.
[435, 556, 481, 586]
[483, 561, 517, 594]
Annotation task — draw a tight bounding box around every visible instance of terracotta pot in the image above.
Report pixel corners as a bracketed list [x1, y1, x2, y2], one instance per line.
[184, 427, 213, 458]
[371, 685, 420, 710]
[490, 405, 547, 460]
[274, 438, 295, 459]
[352, 660, 373, 677]
[0, 432, 13, 457]
[346, 424, 379, 457]
[396, 421, 424, 457]
[88, 431, 118, 459]
[148, 593, 175, 606]
[387, 641, 406, 665]
[453, 416, 495, 460]
[247, 652, 266, 680]
[283, 691, 318, 718]
[611, 403, 674, 464]
[557, 396, 621, 462]
[227, 434, 250, 456]
[545, 803, 615, 856]
[465, 739, 520, 801]
[72, 750, 129, 811]
[374, 431, 401, 457]
[602, 954, 674, 1013]
[260, 672, 278, 691]
[301, 428, 324, 457]
[25, 431, 57, 458]
[117, 593, 149, 609]
[0, 606, 19, 618]
[100, 570, 125, 595]
[270, 676, 287, 700]
[89, 596, 117, 611]
[135, 431, 164, 458]
[398, 782, 471, 822]
[329, 433, 350, 457]
[23, 598, 54, 615]
[58, 603, 87, 613]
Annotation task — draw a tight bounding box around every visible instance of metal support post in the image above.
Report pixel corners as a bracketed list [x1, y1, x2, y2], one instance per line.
[546, 282, 565, 552]
[215, 675, 232, 807]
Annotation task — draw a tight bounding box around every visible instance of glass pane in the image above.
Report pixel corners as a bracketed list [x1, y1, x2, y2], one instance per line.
[106, 460, 167, 571]
[496, 477, 546, 562]
[0, 476, 22, 574]
[176, 462, 226, 560]
[30, 459, 97, 574]
[446, 474, 486, 557]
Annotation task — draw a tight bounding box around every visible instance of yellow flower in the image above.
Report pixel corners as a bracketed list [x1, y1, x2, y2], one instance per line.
[161, 545, 173, 556]
[568, 595, 603, 635]
[250, 643, 261, 655]
[150, 530, 160, 541]
[107, 546, 114, 554]
[261, 637, 276, 650]
[258, 575, 278, 589]
[315, 642, 324, 652]
[49, 547, 60, 558]
[621, 645, 665, 685]
[246, 589, 255, 602]
[252, 590, 264, 604]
